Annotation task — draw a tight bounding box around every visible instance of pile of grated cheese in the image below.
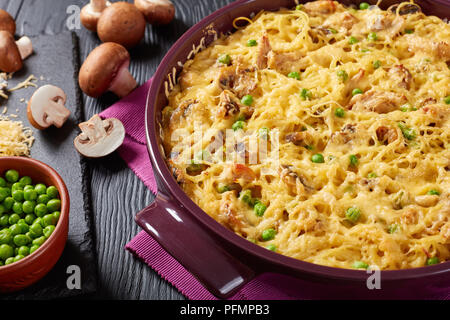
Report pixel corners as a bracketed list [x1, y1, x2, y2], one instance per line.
[0, 116, 34, 157]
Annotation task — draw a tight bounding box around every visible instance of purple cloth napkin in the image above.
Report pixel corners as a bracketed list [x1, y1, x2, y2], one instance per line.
[99, 80, 449, 300]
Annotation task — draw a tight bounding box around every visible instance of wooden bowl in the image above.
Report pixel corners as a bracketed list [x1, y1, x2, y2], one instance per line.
[0, 157, 70, 293]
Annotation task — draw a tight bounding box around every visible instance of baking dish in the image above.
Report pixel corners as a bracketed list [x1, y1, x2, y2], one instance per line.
[136, 0, 450, 299]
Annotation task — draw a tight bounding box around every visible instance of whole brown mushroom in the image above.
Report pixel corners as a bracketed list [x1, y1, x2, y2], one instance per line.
[0, 9, 15, 34]
[80, 0, 111, 32]
[97, 2, 146, 49]
[0, 31, 33, 73]
[79, 42, 138, 98]
[134, 0, 175, 25]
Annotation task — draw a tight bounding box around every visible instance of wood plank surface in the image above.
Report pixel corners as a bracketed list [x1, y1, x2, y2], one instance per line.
[0, 0, 235, 299]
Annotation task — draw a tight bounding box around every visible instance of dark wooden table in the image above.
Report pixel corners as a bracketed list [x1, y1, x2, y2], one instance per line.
[0, 0, 234, 300]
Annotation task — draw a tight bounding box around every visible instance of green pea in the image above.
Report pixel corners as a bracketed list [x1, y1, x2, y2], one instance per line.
[23, 185, 34, 191]
[359, 2, 369, 10]
[348, 36, 359, 44]
[19, 176, 32, 187]
[0, 244, 14, 260]
[30, 244, 40, 254]
[239, 190, 254, 206]
[254, 201, 267, 217]
[12, 202, 23, 215]
[29, 223, 43, 237]
[266, 244, 277, 252]
[22, 200, 36, 215]
[300, 88, 312, 100]
[352, 88, 363, 96]
[367, 172, 377, 179]
[404, 29, 414, 34]
[218, 54, 231, 65]
[0, 214, 9, 227]
[13, 254, 24, 262]
[42, 214, 57, 227]
[367, 32, 377, 41]
[17, 221, 29, 234]
[217, 183, 230, 194]
[349, 154, 359, 166]
[334, 107, 345, 118]
[444, 96, 450, 105]
[4, 169, 19, 183]
[0, 229, 12, 245]
[346, 207, 361, 223]
[241, 95, 253, 106]
[232, 120, 245, 131]
[387, 224, 398, 234]
[246, 39, 257, 47]
[11, 182, 23, 192]
[13, 234, 30, 246]
[18, 246, 29, 256]
[261, 228, 276, 241]
[426, 257, 439, 265]
[32, 236, 46, 246]
[0, 177, 6, 187]
[5, 257, 14, 265]
[311, 153, 324, 163]
[0, 187, 10, 202]
[34, 184, 47, 195]
[34, 203, 48, 217]
[0, 204, 4, 215]
[3, 196, 14, 210]
[9, 224, 22, 236]
[37, 194, 50, 205]
[24, 189, 38, 201]
[427, 189, 440, 196]
[43, 225, 55, 238]
[12, 190, 24, 202]
[373, 60, 381, 69]
[353, 261, 369, 269]
[337, 70, 348, 82]
[295, 4, 303, 10]
[287, 71, 300, 80]
[8, 213, 20, 225]
[398, 122, 416, 140]
[53, 211, 61, 223]
[24, 214, 36, 225]
[47, 199, 61, 213]
[46, 186, 59, 199]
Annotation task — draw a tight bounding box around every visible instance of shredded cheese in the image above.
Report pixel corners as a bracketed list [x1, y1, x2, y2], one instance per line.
[0, 116, 34, 156]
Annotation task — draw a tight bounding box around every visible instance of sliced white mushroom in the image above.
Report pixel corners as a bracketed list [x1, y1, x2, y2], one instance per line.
[74, 114, 125, 158]
[27, 85, 71, 130]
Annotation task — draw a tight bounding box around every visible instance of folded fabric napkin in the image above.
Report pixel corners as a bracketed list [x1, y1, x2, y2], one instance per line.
[99, 79, 449, 300]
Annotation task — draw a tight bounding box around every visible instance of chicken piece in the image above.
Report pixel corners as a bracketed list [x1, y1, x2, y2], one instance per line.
[223, 164, 256, 183]
[323, 11, 358, 34]
[391, 190, 413, 210]
[329, 123, 358, 145]
[343, 69, 367, 99]
[303, 0, 339, 17]
[415, 195, 439, 208]
[388, 65, 412, 90]
[267, 51, 308, 74]
[217, 90, 241, 118]
[218, 191, 248, 235]
[256, 34, 272, 69]
[169, 99, 198, 129]
[376, 126, 398, 145]
[366, 12, 404, 38]
[279, 165, 313, 196]
[422, 104, 449, 127]
[348, 91, 407, 114]
[405, 35, 450, 61]
[217, 64, 257, 98]
[401, 207, 418, 225]
[285, 131, 313, 147]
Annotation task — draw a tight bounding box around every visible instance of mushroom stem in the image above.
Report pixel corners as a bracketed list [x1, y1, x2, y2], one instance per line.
[16, 36, 33, 60]
[108, 66, 137, 98]
[90, 0, 108, 12]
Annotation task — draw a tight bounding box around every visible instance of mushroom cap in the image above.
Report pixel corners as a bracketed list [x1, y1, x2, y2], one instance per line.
[0, 9, 15, 35]
[134, 0, 175, 25]
[79, 42, 130, 98]
[97, 2, 146, 49]
[74, 115, 125, 158]
[0, 30, 22, 73]
[80, 1, 111, 32]
[27, 85, 70, 130]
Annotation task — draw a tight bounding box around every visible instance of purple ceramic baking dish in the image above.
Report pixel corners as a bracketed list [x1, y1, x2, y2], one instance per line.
[136, 0, 450, 299]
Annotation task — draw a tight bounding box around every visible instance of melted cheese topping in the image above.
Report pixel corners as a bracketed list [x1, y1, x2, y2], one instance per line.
[162, 1, 450, 270]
